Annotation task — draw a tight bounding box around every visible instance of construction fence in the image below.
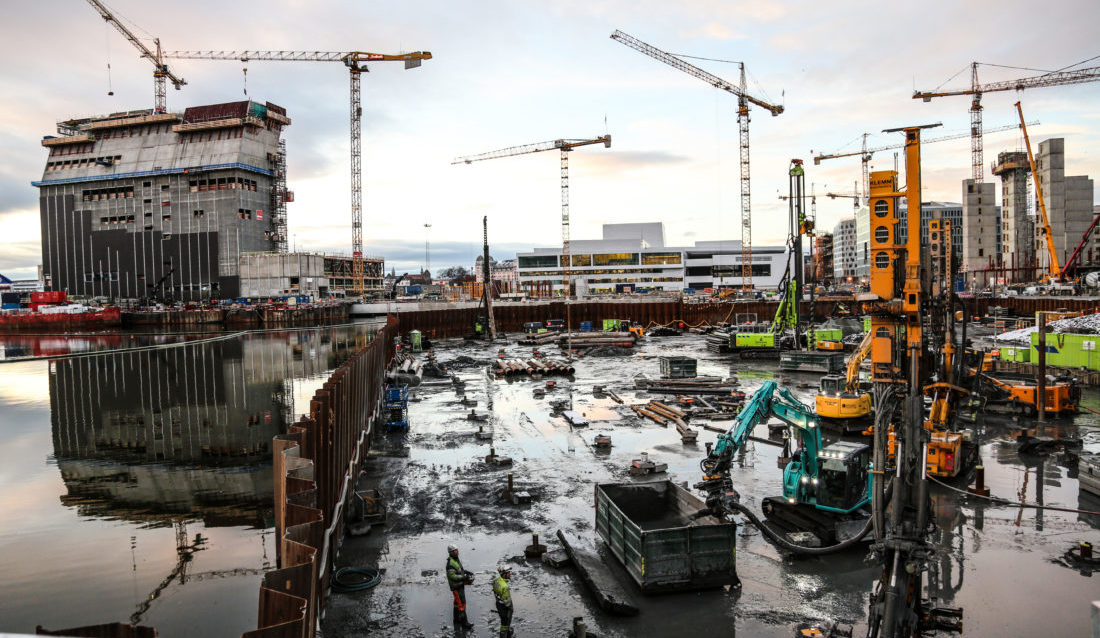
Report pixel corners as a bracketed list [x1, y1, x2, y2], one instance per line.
[244, 316, 397, 638]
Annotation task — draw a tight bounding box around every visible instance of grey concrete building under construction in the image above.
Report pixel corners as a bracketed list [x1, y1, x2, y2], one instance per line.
[34, 100, 290, 301]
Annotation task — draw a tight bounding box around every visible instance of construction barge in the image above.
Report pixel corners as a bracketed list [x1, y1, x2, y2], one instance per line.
[0, 305, 121, 332]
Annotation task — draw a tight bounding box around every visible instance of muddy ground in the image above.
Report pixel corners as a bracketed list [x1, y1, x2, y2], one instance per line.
[322, 333, 1100, 637]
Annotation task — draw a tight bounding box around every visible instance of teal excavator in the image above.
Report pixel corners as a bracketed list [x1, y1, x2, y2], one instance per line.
[695, 380, 874, 552]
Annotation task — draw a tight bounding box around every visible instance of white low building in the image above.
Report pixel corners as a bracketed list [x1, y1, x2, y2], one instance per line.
[516, 222, 790, 295]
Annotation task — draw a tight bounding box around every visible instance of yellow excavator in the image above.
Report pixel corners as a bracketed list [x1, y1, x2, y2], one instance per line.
[815, 331, 872, 429]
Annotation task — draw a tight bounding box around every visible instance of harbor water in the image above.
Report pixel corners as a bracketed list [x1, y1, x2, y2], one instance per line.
[0, 320, 382, 637]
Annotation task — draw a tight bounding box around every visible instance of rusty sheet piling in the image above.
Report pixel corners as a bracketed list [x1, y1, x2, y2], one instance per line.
[245, 317, 397, 638]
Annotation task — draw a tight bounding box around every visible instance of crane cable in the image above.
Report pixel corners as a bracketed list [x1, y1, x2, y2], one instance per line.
[928, 475, 1100, 516]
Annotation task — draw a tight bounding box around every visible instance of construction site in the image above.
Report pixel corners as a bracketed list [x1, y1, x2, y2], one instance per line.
[3, 2, 1100, 638]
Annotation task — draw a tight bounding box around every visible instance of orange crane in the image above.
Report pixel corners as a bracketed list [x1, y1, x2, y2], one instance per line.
[161, 50, 431, 294]
[1015, 101, 1061, 280]
[453, 136, 611, 308]
[814, 122, 1033, 205]
[610, 29, 783, 290]
[914, 60, 1100, 181]
[86, 0, 186, 113]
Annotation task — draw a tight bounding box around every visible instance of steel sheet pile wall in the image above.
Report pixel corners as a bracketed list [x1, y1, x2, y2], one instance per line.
[394, 300, 746, 338]
[244, 317, 396, 638]
[391, 297, 1100, 339]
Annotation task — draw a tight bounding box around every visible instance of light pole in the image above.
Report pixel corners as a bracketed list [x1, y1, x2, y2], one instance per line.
[424, 222, 432, 280]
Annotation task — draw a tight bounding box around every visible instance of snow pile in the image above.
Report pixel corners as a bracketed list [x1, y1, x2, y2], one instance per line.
[993, 312, 1100, 346]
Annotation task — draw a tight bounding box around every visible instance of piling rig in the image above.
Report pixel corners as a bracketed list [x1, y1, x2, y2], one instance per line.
[862, 124, 963, 637]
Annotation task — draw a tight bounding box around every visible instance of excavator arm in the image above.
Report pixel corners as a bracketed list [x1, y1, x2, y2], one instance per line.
[701, 381, 777, 476]
[845, 331, 873, 392]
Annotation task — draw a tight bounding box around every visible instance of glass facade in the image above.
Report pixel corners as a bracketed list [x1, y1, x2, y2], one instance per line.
[640, 252, 682, 265]
[518, 255, 558, 268]
[592, 253, 639, 266]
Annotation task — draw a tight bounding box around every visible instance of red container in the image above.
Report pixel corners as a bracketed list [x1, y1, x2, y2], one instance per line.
[31, 291, 66, 304]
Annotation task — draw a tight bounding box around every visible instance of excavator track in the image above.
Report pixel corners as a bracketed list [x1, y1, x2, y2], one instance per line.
[760, 497, 871, 547]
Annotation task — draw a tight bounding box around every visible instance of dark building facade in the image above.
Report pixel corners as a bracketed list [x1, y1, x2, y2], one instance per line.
[34, 100, 290, 301]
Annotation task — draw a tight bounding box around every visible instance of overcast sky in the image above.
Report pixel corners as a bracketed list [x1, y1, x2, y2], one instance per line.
[2, 0, 1098, 279]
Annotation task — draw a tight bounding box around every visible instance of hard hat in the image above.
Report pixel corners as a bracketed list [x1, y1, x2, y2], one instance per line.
[497, 564, 511, 575]
[447, 544, 458, 553]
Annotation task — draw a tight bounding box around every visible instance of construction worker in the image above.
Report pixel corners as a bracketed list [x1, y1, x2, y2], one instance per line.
[446, 544, 475, 630]
[492, 564, 514, 637]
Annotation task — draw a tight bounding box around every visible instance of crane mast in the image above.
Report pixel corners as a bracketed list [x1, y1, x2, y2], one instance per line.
[913, 60, 1100, 181]
[162, 49, 432, 295]
[453, 135, 611, 322]
[86, 0, 186, 113]
[610, 29, 782, 290]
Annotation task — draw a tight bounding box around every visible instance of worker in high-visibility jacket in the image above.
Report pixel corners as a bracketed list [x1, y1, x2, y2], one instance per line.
[492, 564, 514, 637]
[446, 544, 475, 630]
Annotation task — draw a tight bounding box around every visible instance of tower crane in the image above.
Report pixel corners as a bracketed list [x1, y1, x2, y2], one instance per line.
[86, 0, 186, 113]
[824, 184, 862, 211]
[452, 135, 611, 304]
[610, 29, 783, 290]
[162, 50, 432, 295]
[913, 60, 1100, 181]
[813, 122, 1034, 205]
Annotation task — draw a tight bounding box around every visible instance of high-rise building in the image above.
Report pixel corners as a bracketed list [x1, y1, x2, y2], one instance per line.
[894, 201, 967, 269]
[832, 217, 858, 283]
[992, 151, 1035, 282]
[854, 206, 870, 282]
[961, 179, 1000, 272]
[34, 100, 290, 301]
[1034, 138, 1097, 275]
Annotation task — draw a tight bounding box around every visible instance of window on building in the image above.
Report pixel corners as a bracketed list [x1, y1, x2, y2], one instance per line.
[193, 209, 205, 218]
[571, 254, 591, 267]
[593, 253, 639, 266]
[641, 252, 682, 265]
[518, 255, 561, 268]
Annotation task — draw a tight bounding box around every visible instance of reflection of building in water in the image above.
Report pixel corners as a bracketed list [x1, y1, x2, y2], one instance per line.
[49, 327, 369, 526]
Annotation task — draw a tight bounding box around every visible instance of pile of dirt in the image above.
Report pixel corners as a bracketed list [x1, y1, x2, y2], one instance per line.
[646, 326, 682, 337]
[583, 346, 634, 357]
[445, 355, 484, 368]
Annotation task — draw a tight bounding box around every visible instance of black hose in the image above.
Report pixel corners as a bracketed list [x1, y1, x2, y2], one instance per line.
[331, 566, 382, 592]
[726, 501, 873, 555]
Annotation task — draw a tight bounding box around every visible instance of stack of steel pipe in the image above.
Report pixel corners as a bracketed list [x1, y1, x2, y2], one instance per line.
[645, 400, 698, 443]
[492, 358, 574, 377]
[518, 331, 562, 346]
[644, 377, 738, 395]
[559, 332, 637, 347]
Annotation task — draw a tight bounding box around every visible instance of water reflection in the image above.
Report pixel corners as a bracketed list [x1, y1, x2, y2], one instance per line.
[0, 322, 377, 637]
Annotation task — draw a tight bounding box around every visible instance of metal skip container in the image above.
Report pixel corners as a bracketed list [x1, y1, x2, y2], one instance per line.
[595, 481, 739, 592]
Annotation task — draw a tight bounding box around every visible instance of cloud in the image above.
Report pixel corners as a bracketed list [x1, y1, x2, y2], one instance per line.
[679, 22, 746, 41]
[582, 149, 692, 175]
[1, 0, 1098, 286]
